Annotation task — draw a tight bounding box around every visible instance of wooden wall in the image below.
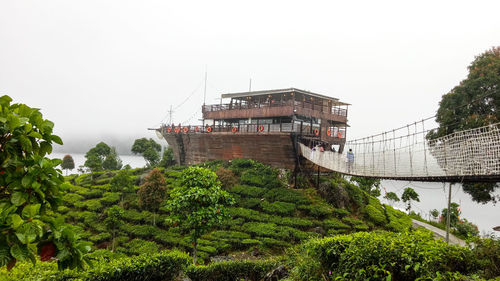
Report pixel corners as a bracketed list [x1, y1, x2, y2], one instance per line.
[163, 133, 297, 169]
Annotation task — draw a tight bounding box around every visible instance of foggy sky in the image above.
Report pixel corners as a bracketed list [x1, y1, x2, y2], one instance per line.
[1, 0, 500, 154]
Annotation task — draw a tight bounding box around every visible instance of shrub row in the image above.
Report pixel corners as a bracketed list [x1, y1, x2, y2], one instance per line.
[228, 207, 314, 228]
[289, 230, 474, 280]
[186, 259, 277, 281]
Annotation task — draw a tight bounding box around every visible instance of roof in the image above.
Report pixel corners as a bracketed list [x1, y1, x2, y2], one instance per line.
[221, 88, 350, 105]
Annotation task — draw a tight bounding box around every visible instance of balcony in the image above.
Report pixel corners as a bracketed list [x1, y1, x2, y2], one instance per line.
[202, 100, 347, 123]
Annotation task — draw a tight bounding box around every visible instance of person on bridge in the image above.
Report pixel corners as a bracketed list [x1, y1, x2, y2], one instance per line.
[347, 148, 354, 173]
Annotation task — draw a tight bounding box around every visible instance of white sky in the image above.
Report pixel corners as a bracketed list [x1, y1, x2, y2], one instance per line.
[1, 0, 499, 152]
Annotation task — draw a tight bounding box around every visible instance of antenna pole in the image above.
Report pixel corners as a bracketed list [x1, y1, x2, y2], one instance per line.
[203, 70, 207, 105]
[249, 78, 252, 92]
[168, 105, 173, 125]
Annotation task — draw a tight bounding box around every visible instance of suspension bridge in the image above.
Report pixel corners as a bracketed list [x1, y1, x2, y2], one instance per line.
[300, 121, 500, 183]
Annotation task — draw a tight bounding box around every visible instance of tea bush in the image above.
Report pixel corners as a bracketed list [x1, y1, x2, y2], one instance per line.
[297, 204, 332, 218]
[231, 185, 266, 198]
[260, 201, 296, 216]
[289, 229, 475, 280]
[264, 188, 310, 205]
[186, 259, 277, 281]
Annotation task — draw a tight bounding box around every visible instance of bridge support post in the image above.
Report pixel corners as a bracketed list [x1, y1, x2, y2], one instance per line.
[317, 165, 320, 188]
[446, 182, 452, 244]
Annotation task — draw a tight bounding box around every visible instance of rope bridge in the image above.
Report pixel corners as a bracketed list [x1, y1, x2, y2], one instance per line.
[300, 122, 500, 182]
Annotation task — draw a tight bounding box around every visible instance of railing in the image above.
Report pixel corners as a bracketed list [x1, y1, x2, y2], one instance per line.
[159, 123, 346, 139]
[202, 100, 347, 117]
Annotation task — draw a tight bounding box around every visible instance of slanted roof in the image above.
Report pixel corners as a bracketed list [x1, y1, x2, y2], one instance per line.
[221, 88, 350, 106]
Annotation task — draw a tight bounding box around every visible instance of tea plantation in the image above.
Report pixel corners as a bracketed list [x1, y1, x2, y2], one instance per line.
[2, 159, 499, 280]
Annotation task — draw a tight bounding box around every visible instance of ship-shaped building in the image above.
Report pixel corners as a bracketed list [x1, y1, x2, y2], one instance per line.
[157, 88, 349, 170]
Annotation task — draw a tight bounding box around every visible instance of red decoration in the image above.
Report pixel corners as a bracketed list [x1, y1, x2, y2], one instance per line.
[40, 242, 56, 262]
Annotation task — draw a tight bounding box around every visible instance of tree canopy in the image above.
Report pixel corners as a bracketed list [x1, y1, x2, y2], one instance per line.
[165, 167, 234, 264]
[350, 177, 381, 197]
[61, 154, 75, 175]
[428, 47, 500, 204]
[0, 95, 90, 270]
[131, 138, 162, 167]
[137, 168, 167, 225]
[84, 142, 122, 172]
[401, 187, 420, 214]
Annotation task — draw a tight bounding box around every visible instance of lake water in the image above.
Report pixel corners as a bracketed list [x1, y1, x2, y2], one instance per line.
[49, 152, 498, 237]
[50, 153, 147, 171]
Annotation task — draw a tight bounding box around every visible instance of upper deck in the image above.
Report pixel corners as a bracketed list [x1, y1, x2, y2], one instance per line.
[202, 88, 349, 123]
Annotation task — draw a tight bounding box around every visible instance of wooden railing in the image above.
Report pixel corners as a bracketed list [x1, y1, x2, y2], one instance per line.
[159, 123, 346, 140]
[202, 100, 347, 117]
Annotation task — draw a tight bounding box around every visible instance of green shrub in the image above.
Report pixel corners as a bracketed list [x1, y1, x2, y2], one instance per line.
[237, 197, 262, 208]
[264, 188, 309, 204]
[100, 192, 121, 205]
[384, 205, 412, 232]
[242, 222, 288, 239]
[297, 204, 332, 218]
[323, 218, 351, 230]
[186, 259, 277, 281]
[231, 185, 266, 198]
[0, 250, 190, 281]
[289, 230, 474, 280]
[125, 238, 161, 255]
[62, 193, 85, 206]
[257, 237, 291, 249]
[82, 198, 103, 212]
[260, 201, 296, 216]
[122, 208, 148, 223]
[89, 232, 112, 243]
[333, 208, 350, 218]
[241, 239, 262, 246]
[364, 204, 387, 225]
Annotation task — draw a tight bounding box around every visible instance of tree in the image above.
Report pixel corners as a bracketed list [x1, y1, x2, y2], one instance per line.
[430, 209, 439, 222]
[401, 187, 420, 214]
[351, 177, 381, 197]
[84, 142, 122, 172]
[137, 169, 167, 225]
[61, 154, 75, 176]
[428, 47, 500, 203]
[159, 146, 176, 168]
[0, 95, 90, 270]
[104, 206, 124, 252]
[441, 202, 460, 227]
[165, 167, 235, 264]
[131, 138, 162, 167]
[110, 168, 135, 205]
[102, 147, 122, 170]
[384, 192, 400, 206]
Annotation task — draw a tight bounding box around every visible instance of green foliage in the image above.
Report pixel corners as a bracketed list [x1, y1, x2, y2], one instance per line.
[401, 187, 420, 213]
[125, 239, 160, 255]
[350, 177, 381, 197]
[186, 259, 277, 281]
[441, 202, 460, 227]
[110, 169, 134, 195]
[298, 204, 332, 218]
[384, 191, 400, 205]
[84, 142, 122, 172]
[61, 154, 75, 175]
[131, 138, 162, 167]
[428, 47, 500, 203]
[323, 218, 350, 230]
[469, 236, 500, 279]
[289, 229, 475, 280]
[100, 192, 120, 206]
[332, 208, 350, 218]
[454, 219, 479, 238]
[384, 205, 412, 232]
[260, 201, 295, 216]
[231, 185, 266, 198]
[0, 95, 90, 270]
[137, 168, 167, 225]
[165, 166, 235, 264]
[364, 204, 387, 225]
[264, 188, 310, 205]
[104, 206, 124, 252]
[235, 159, 282, 189]
[159, 146, 176, 168]
[236, 197, 261, 208]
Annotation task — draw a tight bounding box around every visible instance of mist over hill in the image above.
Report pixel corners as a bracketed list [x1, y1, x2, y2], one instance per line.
[53, 133, 165, 155]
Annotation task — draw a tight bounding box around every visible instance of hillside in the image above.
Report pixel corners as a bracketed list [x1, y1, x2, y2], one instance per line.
[56, 159, 411, 263]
